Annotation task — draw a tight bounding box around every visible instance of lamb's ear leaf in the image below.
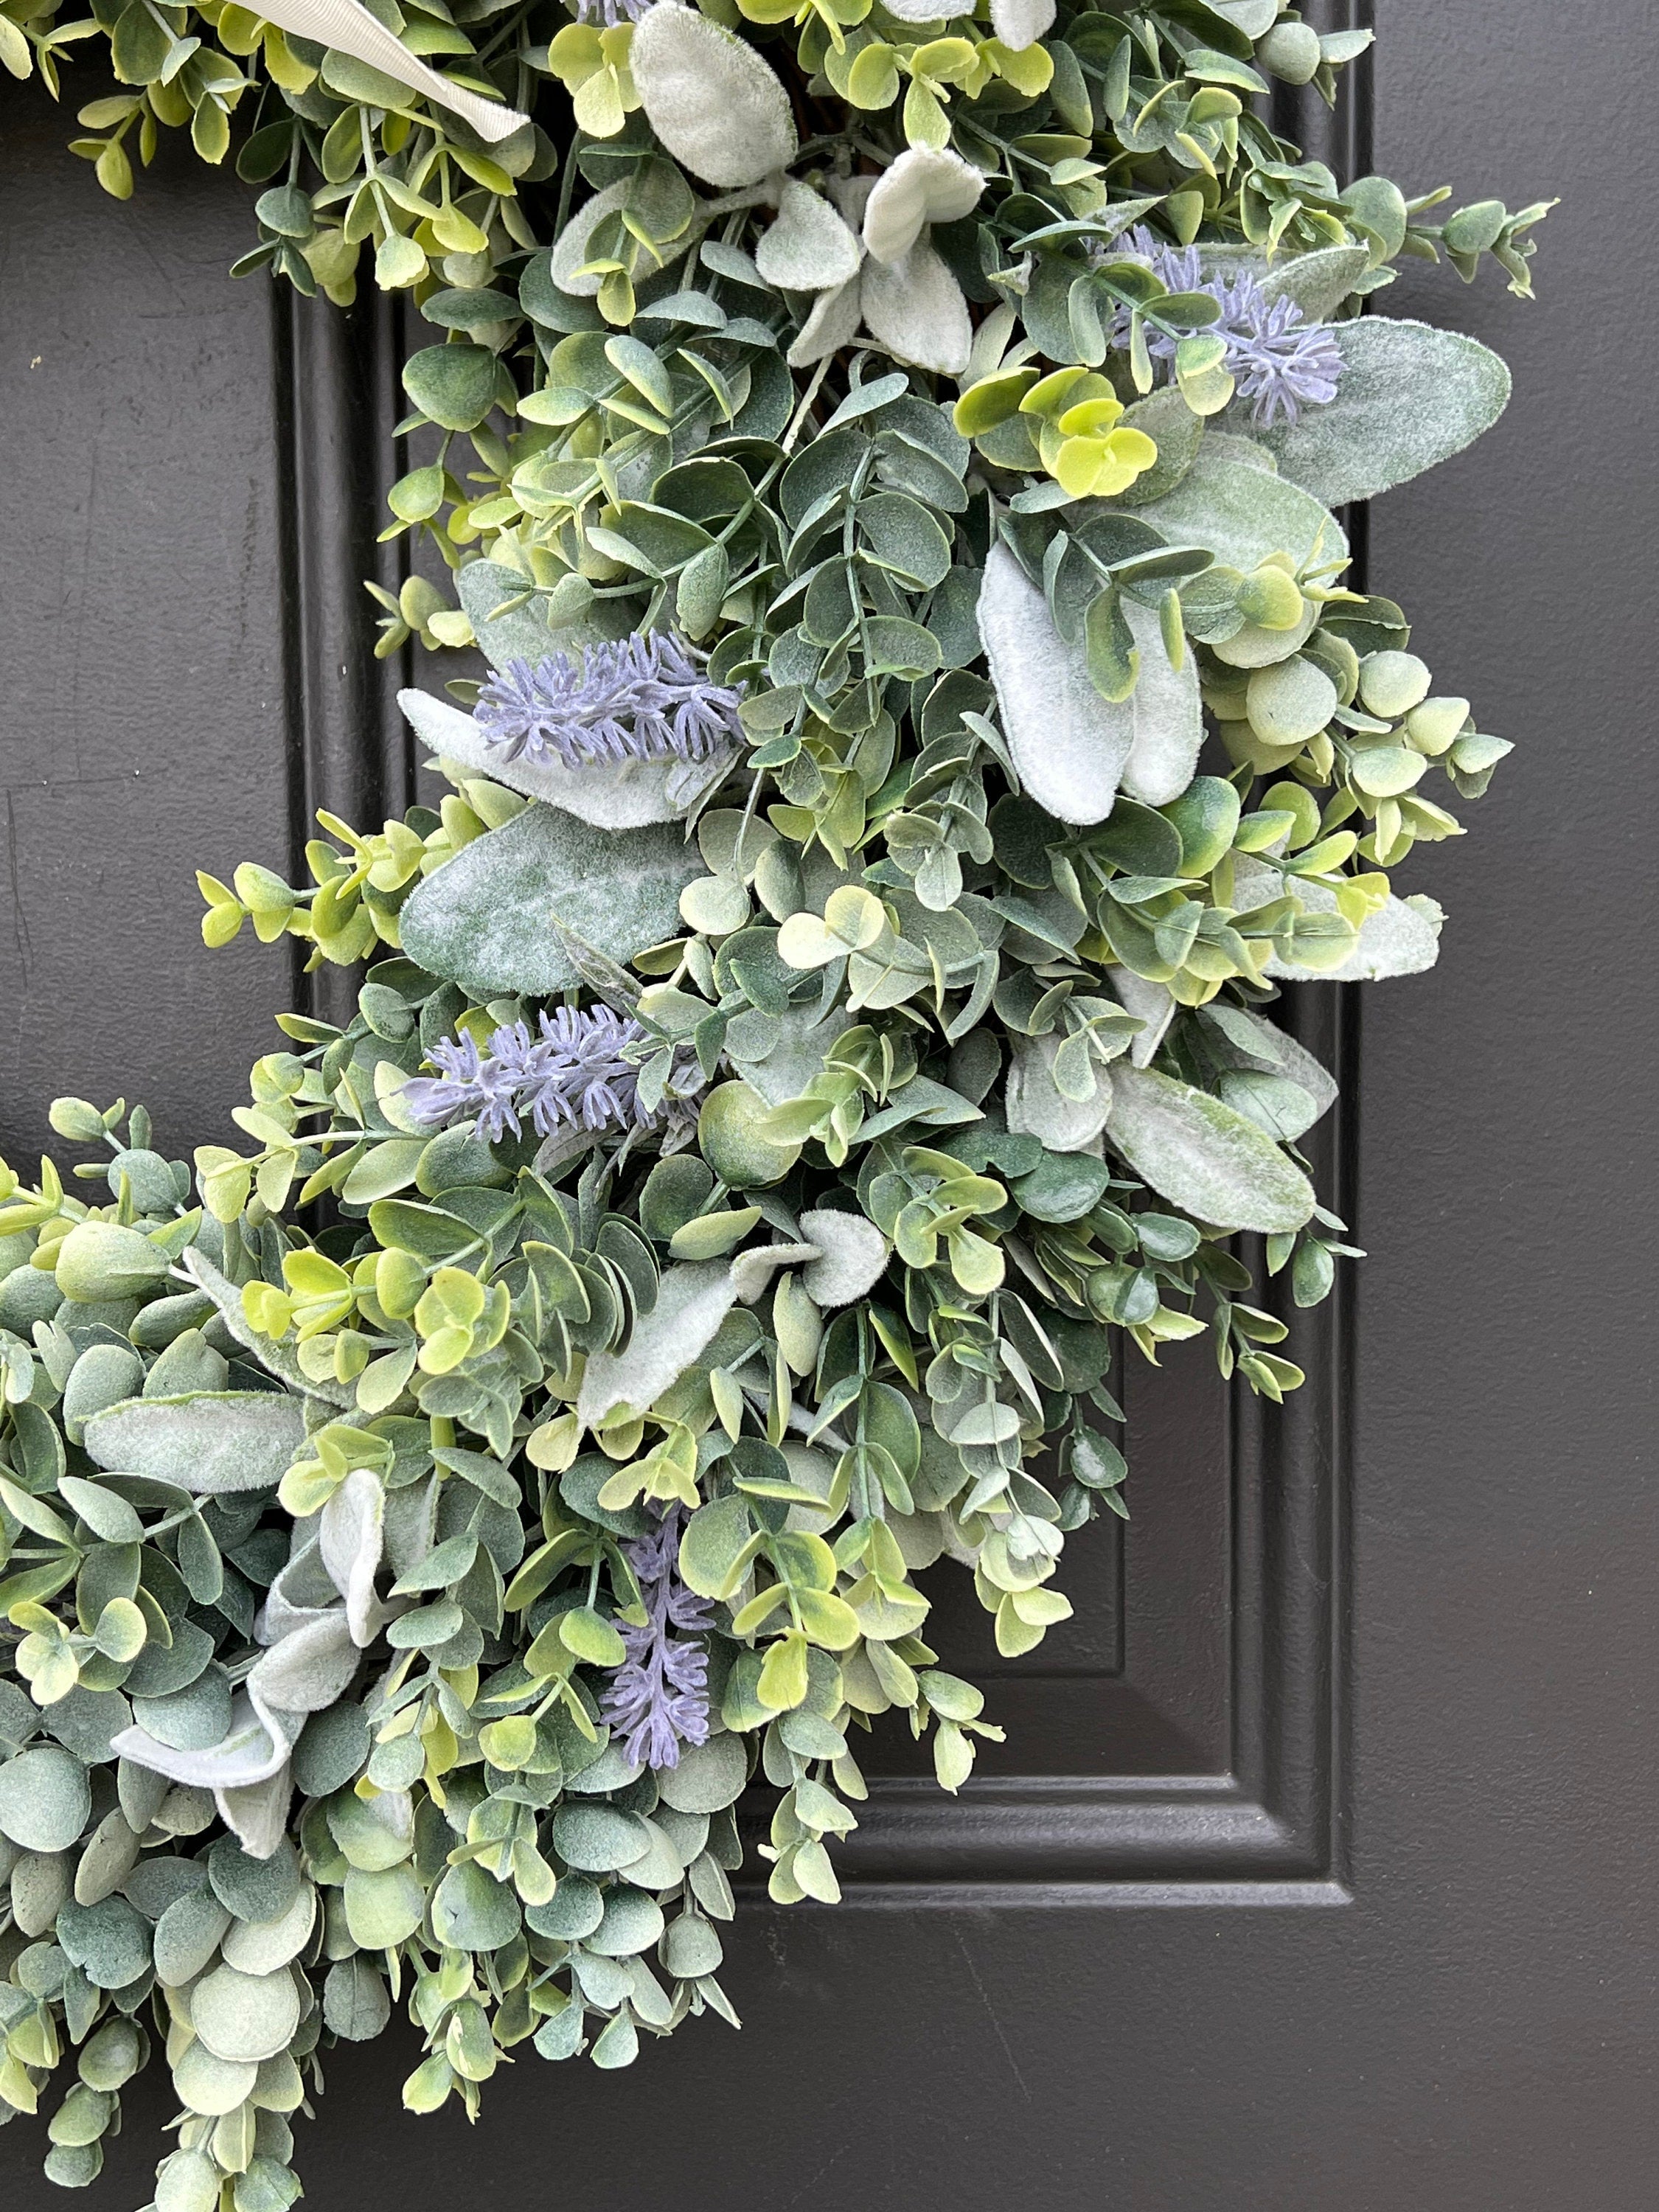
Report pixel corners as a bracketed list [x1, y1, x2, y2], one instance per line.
[1258, 244, 1374, 322]
[629, 1, 796, 189]
[861, 147, 983, 265]
[1201, 1007, 1338, 1138]
[456, 559, 604, 672]
[82, 1394, 308, 1495]
[319, 1472, 387, 1648]
[111, 1691, 294, 1791]
[1111, 970, 1175, 1068]
[978, 541, 1133, 827]
[1243, 319, 1512, 505]
[988, 0, 1057, 48]
[859, 244, 972, 378]
[787, 274, 863, 370]
[798, 1211, 891, 1307]
[1118, 597, 1204, 807]
[1105, 1065, 1315, 1234]
[1138, 446, 1346, 575]
[576, 1262, 739, 1428]
[1265, 891, 1444, 981]
[215, 1767, 294, 1863]
[247, 1613, 359, 1715]
[399, 689, 717, 830]
[399, 804, 702, 997]
[1235, 857, 1444, 982]
[729, 1242, 821, 1303]
[756, 178, 863, 292]
[1005, 1034, 1114, 1154]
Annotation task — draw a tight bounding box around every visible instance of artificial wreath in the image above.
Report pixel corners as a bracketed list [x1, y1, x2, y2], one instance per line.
[0, 0, 1548, 2203]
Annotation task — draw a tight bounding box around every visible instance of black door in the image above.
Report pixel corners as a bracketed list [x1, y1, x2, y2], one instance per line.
[3, 1, 1655, 2205]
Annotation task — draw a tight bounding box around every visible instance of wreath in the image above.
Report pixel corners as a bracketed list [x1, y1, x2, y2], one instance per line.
[0, 1, 1548, 2202]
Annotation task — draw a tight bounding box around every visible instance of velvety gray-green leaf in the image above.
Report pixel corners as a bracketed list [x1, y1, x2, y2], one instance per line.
[1105, 1065, 1315, 1233]
[82, 1393, 306, 1495]
[1239, 318, 1512, 505]
[399, 804, 702, 998]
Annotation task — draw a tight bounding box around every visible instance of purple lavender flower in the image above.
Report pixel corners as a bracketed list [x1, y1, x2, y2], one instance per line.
[1099, 226, 1346, 428]
[601, 1504, 714, 1770]
[573, 0, 654, 23]
[403, 1006, 703, 1144]
[473, 632, 745, 773]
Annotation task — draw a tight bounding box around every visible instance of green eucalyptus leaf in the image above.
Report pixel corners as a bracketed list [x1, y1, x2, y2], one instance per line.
[401, 344, 501, 433]
[0, 1746, 91, 1853]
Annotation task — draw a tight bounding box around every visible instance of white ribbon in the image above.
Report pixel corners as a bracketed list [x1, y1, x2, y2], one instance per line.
[256, 0, 530, 144]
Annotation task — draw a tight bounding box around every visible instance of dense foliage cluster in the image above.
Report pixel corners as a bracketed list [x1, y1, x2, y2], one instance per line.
[1, 1, 1546, 2205]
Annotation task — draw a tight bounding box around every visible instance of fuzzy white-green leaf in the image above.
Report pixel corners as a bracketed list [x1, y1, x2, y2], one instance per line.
[989, 0, 1056, 46]
[629, 1, 796, 188]
[1005, 1032, 1114, 1152]
[861, 146, 984, 265]
[1119, 594, 1205, 806]
[577, 1262, 740, 1427]
[756, 178, 863, 292]
[1105, 1065, 1315, 1233]
[798, 1210, 891, 1307]
[786, 272, 863, 370]
[399, 803, 701, 997]
[1138, 446, 1346, 578]
[978, 542, 1133, 826]
[859, 243, 972, 377]
[82, 1393, 307, 1495]
[1242, 318, 1512, 506]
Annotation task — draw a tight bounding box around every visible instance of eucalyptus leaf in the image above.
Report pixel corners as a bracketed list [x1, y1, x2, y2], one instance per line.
[191, 1964, 302, 2064]
[655, 1733, 748, 1814]
[0, 1747, 91, 1854]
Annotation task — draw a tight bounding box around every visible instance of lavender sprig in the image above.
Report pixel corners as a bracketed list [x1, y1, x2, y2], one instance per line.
[403, 1006, 703, 1146]
[474, 630, 746, 773]
[602, 1505, 714, 1771]
[1103, 227, 1346, 428]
